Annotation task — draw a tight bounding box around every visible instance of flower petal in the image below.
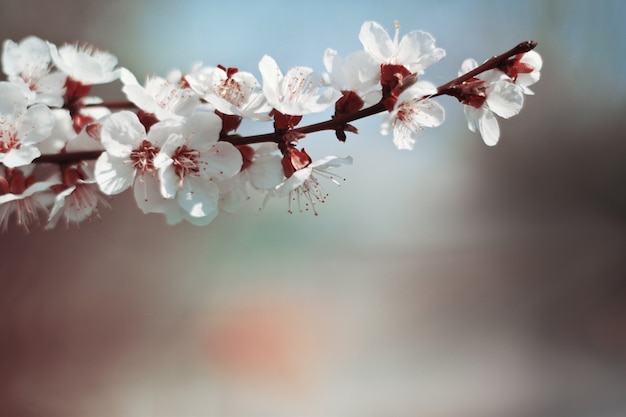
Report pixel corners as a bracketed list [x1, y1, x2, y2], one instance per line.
[411, 99, 445, 128]
[157, 161, 178, 199]
[100, 111, 146, 157]
[20, 103, 55, 145]
[477, 109, 500, 146]
[487, 80, 523, 118]
[248, 154, 284, 190]
[359, 21, 393, 63]
[397, 30, 445, 74]
[94, 152, 134, 195]
[177, 177, 219, 222]
[258, 55, 282, 106]
[133, 174, 168, 214]
[1, 146, 41, 168]
[185, 111, 221, 149]
[196, 141, 243, 180]
[0, 81, 28, 114]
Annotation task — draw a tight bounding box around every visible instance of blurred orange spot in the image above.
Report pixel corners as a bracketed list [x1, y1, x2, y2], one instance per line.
[204, 298, 325, 388]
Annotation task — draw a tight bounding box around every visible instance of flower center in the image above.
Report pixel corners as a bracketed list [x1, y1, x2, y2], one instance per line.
[396, 98, 420, 123]
[0, 123, 20, 153]
[172, 145, 200, 180]
[215, 67, 252, 108]
[289, 175, 327, 216]
[130, 140, 160, 174]
[284, 71, 320, 102]
[218, 77, 247, 107]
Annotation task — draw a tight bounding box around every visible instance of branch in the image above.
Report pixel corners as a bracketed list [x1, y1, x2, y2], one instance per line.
[32, 41, 537, 165]
[433, 40, 537, 97]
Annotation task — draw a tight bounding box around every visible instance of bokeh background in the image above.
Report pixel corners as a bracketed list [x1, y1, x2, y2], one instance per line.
[1, 0, 626, 416]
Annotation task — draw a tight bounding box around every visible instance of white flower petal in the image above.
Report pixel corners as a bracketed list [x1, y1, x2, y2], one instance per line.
[133, 174, 168, 214]
[310, 155, 353, 170]
[2, 37, 66, 108]
[0, 147, 41, 168]
[196, 142, 242, 180]
[478, 109, 500, 146]
[156, 132, 185, 159]
[411, 99, 445, 128]
[94, 152, 134, 195]
[487, 80, 524, 118]
[258, 55, 281, 106]
[517, 51, 542, 94]
[185, 111, 221, 149]
[346, 51, 381, 87]
[17, 103, 55, 145]
[157, 161, 178, 199]
[146, 120, 183, 147]
[260, 56, 336, 115]
[464, 105, 482, 133]
[323, 48, 339, 75]
[49, 42, 119, 84]
[359, 21, 394, 63]
[2, 39, 23, 77]
[32, 72, 66, 107]
[218, 174, 248, 214]
[163, 203, 185, 225]
[178, 178, 219, 222]
[37, 109, 72, 154]
[460, 58, 478, 75]
[248, 154, 284, 190]
[100, 111, 146, 157]
[274, 166, 312, 197]
[397, 30, 445, 74]
[0, 81, 28, 114]
[392, 122, 416, 150]
[46, 185, 76, 228]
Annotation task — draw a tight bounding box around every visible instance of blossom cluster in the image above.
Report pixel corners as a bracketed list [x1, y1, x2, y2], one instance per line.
[0, 21, 541, 232]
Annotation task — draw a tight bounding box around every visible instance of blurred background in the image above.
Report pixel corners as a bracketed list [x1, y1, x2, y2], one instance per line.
[1, 0, 626, 416]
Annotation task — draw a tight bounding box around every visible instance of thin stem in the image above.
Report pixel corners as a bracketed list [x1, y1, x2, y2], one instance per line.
[224, 102, 387, 146]
[35, 150, 103, 164]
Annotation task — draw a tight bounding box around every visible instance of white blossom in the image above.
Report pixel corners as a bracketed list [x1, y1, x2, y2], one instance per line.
[46, 163, 110, 229]
[459, 59, 524, 146]
[152, 111, 242, 225]
[508, 50, 542, 95]
[0, 82, 55, 168]
[94, 111, 191, 217]
[48, 41, 120, 85]
[380, 81, 445, 150]
[268, 153, 352, 215]
[359, 21, 445, 75]
[259, 55, 338, 116]
[120, 68, 199, 121]
[2, 36, 66, 107]
[217, 143, 284, 214]
[323, 48, 381, 105]
[186, 65, 271, 121]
